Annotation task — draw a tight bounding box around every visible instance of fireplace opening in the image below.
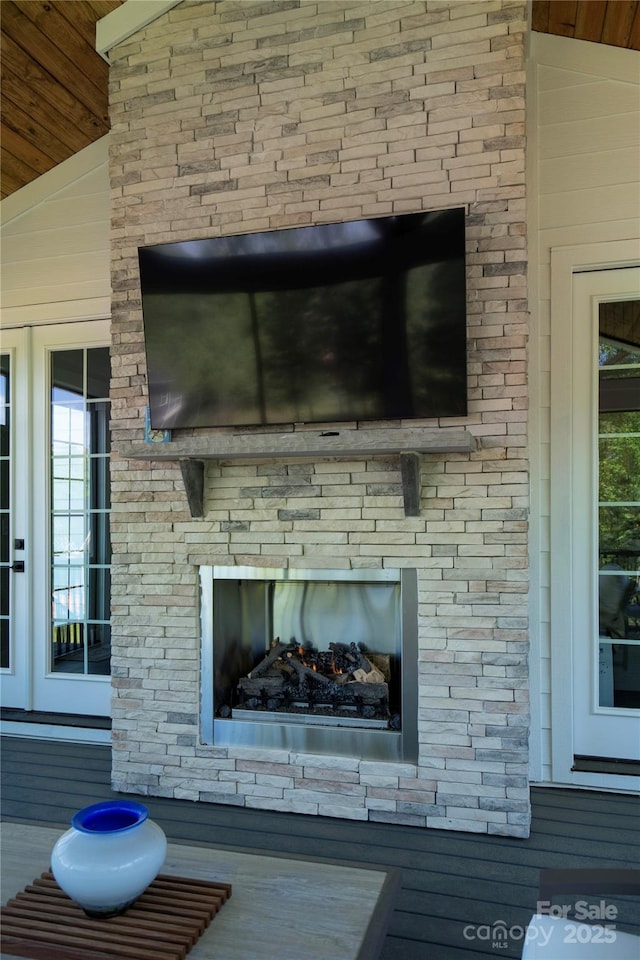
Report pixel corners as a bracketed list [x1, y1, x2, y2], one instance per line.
[200, 566, 418, 762]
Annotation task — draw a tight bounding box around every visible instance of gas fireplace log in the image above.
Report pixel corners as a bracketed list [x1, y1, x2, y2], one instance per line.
[352, 665, 386, 684]
[329, 642, 351, 655]
[329, 642, 359, 665]
[352, 650, 374, 674]
[238, 676, 286, 697]
[236, 674, 391, 715]
[329, 642, 373, 675]
[248, 640, 288, 679]
[273, 660, 295, 677]
[287, 657, 332, 686]
[344, 681, 389, 704]
[333, 672, 352, 685]
[368, 654, 391, 681]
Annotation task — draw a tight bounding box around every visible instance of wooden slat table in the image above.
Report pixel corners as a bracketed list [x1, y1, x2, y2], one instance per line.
[1, 822, 398, 960]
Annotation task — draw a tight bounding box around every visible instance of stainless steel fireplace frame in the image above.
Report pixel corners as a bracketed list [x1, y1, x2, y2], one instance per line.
[199, 566, 418, 763]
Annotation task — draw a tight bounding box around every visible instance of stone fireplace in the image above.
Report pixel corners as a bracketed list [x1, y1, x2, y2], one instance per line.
[200, 565, 418, 763]
[107, 0, 531, 836]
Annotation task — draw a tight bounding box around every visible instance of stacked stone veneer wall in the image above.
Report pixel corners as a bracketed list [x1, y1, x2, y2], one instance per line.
[108, 0, 530, 836]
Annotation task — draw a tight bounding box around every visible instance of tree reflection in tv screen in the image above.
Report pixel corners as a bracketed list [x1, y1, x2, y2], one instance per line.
[139, 211, 467, 430]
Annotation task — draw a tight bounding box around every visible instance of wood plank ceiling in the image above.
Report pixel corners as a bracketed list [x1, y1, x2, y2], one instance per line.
[532, 0, 640, 47]
[1, 0, 123, 200]
[1, 0, 639, 201]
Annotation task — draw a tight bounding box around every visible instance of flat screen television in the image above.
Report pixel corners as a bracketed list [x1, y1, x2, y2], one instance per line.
[138, 207, 468, 431]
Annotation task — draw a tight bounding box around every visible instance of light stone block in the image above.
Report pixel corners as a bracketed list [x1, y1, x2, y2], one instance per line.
[108, 0, 529, 838]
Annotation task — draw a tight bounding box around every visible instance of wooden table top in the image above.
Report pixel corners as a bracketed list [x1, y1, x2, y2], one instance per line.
[1, 821, 398, 960]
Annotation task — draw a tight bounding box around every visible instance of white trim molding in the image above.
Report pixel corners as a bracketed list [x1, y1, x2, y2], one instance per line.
[96, 0, 182, 61]
[549, 239, 640, 794]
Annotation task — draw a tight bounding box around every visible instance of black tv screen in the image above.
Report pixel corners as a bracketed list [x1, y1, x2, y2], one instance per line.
[138, 207, 468, 430]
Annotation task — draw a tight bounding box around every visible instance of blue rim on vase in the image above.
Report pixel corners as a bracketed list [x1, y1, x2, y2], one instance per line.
[71, 800, 149, 834]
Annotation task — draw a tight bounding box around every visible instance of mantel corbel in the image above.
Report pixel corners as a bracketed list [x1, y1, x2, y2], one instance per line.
[179, 459, 205, 519]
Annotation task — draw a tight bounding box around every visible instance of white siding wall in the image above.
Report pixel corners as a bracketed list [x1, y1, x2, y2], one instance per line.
[0, 137, 111, 329]
[528, 34, 640, 784]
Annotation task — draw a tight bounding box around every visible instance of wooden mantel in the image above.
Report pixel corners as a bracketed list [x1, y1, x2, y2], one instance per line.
[124, 426, 477, 519]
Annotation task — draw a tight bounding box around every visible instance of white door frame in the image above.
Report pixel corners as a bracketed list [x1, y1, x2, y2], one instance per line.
[0, 327, 32, 709]
[1, 320, 111, 717]
[549, 240, 640, 791]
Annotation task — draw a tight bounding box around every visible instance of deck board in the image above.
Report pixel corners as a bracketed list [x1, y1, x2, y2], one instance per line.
[1, 736, 638, 960]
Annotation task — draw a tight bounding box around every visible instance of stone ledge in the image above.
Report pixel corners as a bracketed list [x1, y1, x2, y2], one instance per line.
[122, 426, 477, 462]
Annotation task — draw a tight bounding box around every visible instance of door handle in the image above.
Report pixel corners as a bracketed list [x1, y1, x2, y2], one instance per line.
[10, 561, 25, 572]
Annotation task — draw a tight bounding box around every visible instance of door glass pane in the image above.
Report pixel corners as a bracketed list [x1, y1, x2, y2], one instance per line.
[51, 347, 111, 676]
[0, 354, 10, 669]
[87, 350, 110, 398]
[598, 300, 640, 709]
[52, 350, 84, 395]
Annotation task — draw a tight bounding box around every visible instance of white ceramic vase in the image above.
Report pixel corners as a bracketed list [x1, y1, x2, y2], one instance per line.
[51, 799, 167, 917]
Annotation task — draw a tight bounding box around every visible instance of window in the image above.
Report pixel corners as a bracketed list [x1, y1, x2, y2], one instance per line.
[598, 300, 640, 708]
[50, 348, 111, 676]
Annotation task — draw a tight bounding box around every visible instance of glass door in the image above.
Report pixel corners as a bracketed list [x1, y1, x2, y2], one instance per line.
[597, 301, 640, 714]
[572, 269, 640, 762]
[0, 321, 111, 716]
[0, 328, 29, 708]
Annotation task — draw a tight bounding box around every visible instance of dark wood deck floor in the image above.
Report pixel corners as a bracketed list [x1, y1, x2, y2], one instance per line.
[1, 736, 638, 959]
